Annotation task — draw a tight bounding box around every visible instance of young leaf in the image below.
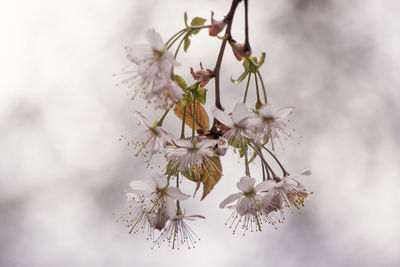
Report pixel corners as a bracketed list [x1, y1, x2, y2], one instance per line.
[231, 71, 248, 84]
[174, 100, 209, 133]
[191, 17, 206, 26]
[174, 74, 187, 89]
[184, 12, 188, 27]
[184, 37, 191, 52]
[257, 52, 266, 68]
[191, 17, 206, 35]
[200, 156, 222, 200]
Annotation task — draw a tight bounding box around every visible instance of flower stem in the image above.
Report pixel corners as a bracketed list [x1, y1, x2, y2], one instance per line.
[257, 71, 267, 103]
[242, 140, 250, 176]
[180, 106, 187, 139]
[166, 28, 186, 47]
[212, 0, 242, 123]
[157, 108, 170, 126]
[243, 73, 251, 103]
[191, 99, 197, 146]
[261, 145, 289, 177]
[174, 33, 188, 59]
[249, 143, 278, 178]
[254, 73, 262, 109]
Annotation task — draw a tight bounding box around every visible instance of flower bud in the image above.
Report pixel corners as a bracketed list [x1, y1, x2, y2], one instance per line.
[190, 67, 213, 87]
[215, 137, 229, 156]
[229, 40, 252, 61]
[208, 11, 226, 36]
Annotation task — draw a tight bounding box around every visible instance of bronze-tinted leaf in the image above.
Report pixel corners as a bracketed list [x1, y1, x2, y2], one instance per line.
[200, 156, 222, 200]
[174, 100, 210, 133]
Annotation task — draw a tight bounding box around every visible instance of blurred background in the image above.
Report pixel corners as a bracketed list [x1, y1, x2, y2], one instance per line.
[1, 0, 399, 266]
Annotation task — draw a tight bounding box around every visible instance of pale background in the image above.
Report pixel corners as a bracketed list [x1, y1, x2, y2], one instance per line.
[1, 0, 399, 266]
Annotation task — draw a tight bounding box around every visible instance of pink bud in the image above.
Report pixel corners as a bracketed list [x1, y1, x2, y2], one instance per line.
[229, 40, 252, 61]
[208, 11, 226, 36]
[190, 67, 213, 87]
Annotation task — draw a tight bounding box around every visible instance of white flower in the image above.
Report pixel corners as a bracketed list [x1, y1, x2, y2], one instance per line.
[264, 170, 312, 212]
[120, 29, 181, 108]
[219, 176, 277, 234]
[114, 193, 156, 240]
[126, 29, 179, 82]
[212, 103, 255, 146]
[153, 211, 205, 250]
[133, 112, 174, 158]
[253, 103, 294, 144]
[125, 173, 190, 233]
[145, 78, 184, 110]
[165, 138, 218, 173]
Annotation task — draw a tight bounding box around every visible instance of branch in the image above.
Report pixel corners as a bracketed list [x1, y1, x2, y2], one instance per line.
[212, 0, 242, 117]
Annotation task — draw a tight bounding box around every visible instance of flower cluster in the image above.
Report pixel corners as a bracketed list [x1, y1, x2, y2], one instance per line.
[115, 2, 312, 250]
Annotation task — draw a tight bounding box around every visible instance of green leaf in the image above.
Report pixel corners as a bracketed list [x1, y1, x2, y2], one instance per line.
[177, 93, 192, 109]
[257, 52, 266, 67]
[191, 17, 206, 35]
[231, 71, 249, 84]
[174, 74, 187, 90]
[184, 37, 191, 52]
[191, 17, 206, 26]
[195, 88, 207, 104]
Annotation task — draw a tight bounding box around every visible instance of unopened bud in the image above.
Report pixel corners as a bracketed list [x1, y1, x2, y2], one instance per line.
[215, 137, 229, 156]
[190, 67, 213, 87]
[208, 11, 226, 36]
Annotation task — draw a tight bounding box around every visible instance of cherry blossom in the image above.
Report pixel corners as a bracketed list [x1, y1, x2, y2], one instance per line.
[220, 176, 278, 234]
[133, 112, 174, 158]
[212, 103, 255, 146]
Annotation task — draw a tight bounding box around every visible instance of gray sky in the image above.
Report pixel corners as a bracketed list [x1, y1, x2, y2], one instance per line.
[1, 0, 399, 266]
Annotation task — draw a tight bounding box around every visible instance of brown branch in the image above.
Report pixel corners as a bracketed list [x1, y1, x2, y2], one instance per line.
[212, 0, 242, 116]
[244, 0, 251, 52]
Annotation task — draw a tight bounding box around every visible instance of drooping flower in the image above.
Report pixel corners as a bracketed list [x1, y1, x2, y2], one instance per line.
[209, 11, 226, 36]
[212, 103, 255, 146]
[165, 138, 218, 174]
[153, 208, 205, 250]
[229, 39, 252, 61]
[145, 78, 184, 109]
[219, 176, 277, 234]
[264, 170, 312, 212]
[123, 172, 190, 233]
[114, 193, 156, 240]
[252, 103, 295, 144]
[126, 28, 179, 82]
[132, 112, 174, 158]
[121, 29, 181, 107]
[190, 67, 213, 88]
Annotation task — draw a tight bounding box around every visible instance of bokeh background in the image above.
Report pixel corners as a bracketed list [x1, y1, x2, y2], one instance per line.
[1, 0, 400, 266]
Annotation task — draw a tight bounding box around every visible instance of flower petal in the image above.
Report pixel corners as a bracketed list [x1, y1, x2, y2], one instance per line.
[165, 186, 190, 200]
[145, 28, 164, 50]
[165, 198, 177, 220]
[232, 103, 250, 124]
[184, 214, 206, 220]
[236, 176, 256, 193]
[151, 173, 168, 189]
[276, 106, 295, 119]
[129, 179, 154, 192]
[219, 193, 242, 208]
[212, 107, 233, 127]
[255, 181, 273, 193]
